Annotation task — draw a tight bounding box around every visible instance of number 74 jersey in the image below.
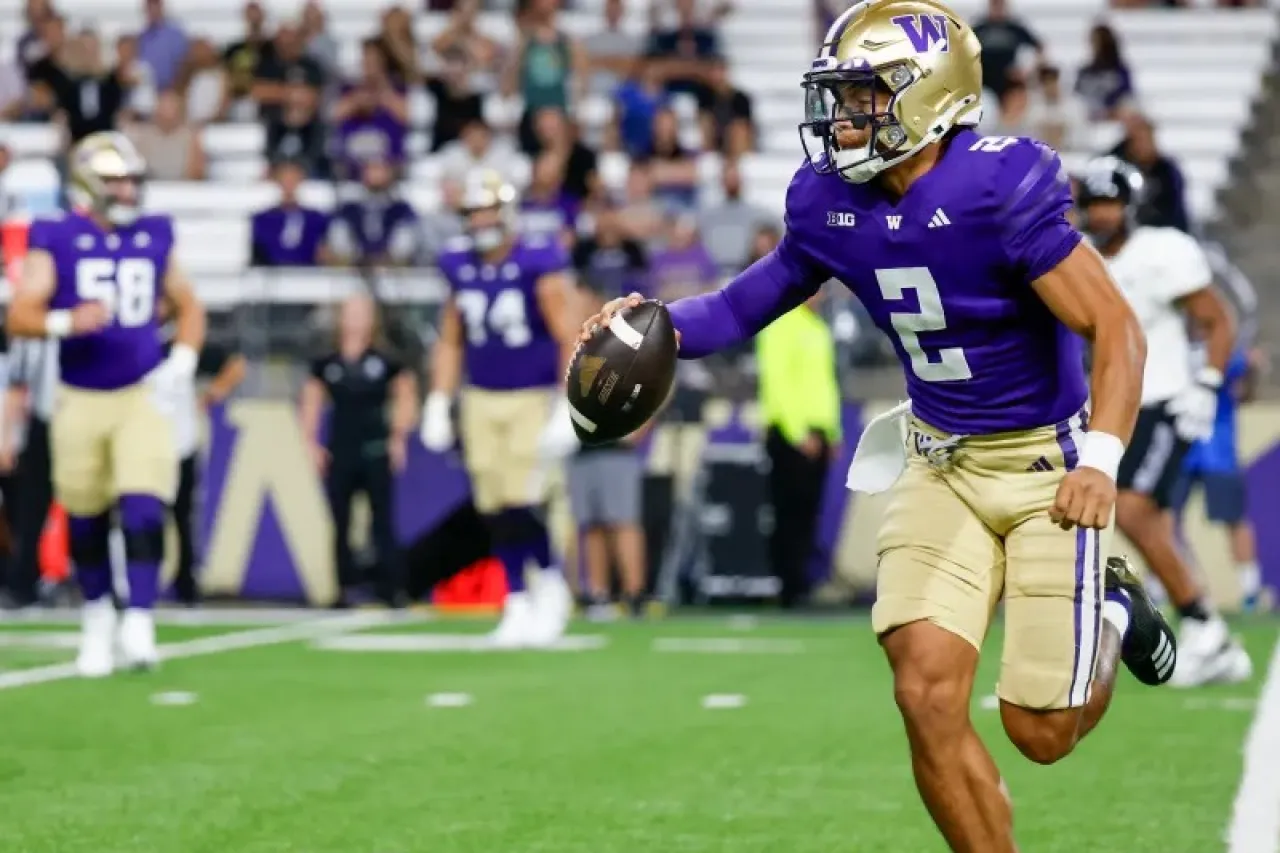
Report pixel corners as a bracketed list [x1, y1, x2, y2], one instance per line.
[438, 234, 567, 391]
[29, 211, 171, 391]
[786, 131, 1089, 435]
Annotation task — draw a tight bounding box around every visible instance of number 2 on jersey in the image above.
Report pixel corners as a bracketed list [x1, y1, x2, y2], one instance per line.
[875, 267, 973, 383]
[75, 258, 156, 328]
[455, 288, 532, 347]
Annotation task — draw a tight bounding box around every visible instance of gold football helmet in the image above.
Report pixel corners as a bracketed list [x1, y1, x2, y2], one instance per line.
[800, 0, 982, 184]
[459, 168, 518, 252]
[67, 131, 148, 226]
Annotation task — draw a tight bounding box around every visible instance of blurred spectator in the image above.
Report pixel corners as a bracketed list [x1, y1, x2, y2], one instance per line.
[177, 39, 226, 124]
[972, 0, 1042, 99]
[573, 206, 648, 301]
[20, 11, 65, 107]
[1024, 65, 1087, 152]
[125, 89, 206, 180]
[698, 161, 774, 273]
[301, 0, 341, 84]
[425, 48, 485, 151]
[1075, 23, 1134, 120]
[1111, 112, 1190, 232]
[325, 160, 420, 267]
[507, 0, 587, 153]
[615, 59, 668, 157]
[646, 0, 721, 95]
[647, 106, 699, 211]
[17, 0, 55, 69]
[0, 55, 23, 121]
[117, 35, 157, 119]
[333, 39, 409, 178]
[377, 6, 421, 85]
[419, 181, 466, 263]
[223, 1, 275, 118]
[431, 0, 504, 82]
[530, 106, 599, 201]
[438, 118, 527, 191]
[648, 214, 718, 302]
[584, 0, 643, 97]
[520, 153, 579, 244]
[265, 83, 329, 178]
[137, 0, 189, 93]
[616, 158, 664, 245]
[251, 160, 329, 266]
[990, 79, 1031, 137]
[696, 56, 754, 158]
[253, 23, 326, 127]
[30, 28, 131, 145]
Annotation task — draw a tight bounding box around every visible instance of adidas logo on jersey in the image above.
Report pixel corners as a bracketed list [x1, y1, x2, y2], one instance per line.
[927, 209, 951, 229]
[1026, 456, 1054, 472]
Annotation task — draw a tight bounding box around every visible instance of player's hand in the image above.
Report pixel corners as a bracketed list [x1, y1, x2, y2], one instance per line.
[537, 396, 580, 460]
[71, 302, 110, 334]
[1168, 382, 1217, 442]
[388, 433, 408, 473]
[1049, 467, 1116, 531]
[419, 392, 454, 452]
[578, 293, 681, 348]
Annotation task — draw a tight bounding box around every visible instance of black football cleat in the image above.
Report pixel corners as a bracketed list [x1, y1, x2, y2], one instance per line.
[1106, 556, 1177, 686]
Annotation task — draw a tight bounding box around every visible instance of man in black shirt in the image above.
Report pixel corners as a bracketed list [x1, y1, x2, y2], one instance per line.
[30, 27, 129, 142]
[223, 0, 276, 105]
[252, 22, 325, 126]
[972, 0, 1043, 99]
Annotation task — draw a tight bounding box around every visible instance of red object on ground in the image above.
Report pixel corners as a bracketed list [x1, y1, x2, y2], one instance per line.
[431, 557, 506, 612]
[39, 503, 70, 583]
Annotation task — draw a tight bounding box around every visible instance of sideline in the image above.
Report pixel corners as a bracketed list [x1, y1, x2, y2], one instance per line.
[1226, 636, 1280, 853]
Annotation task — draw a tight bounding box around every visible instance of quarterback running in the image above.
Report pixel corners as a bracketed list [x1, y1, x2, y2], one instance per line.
[579, 1, 1175, 850]
[421, 170, 579, 648]
[7, 131, 206, 677]
[1075, 157, 1251, 687]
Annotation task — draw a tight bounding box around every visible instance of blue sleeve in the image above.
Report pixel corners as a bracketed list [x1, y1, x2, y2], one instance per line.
[26, 218, 60, 253]
[995, 139, 1082, 282]
[668, 165, 830, 359]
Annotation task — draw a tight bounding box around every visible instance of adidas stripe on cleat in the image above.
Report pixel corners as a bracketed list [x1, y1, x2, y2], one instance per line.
[1106, 556, 1178, 686]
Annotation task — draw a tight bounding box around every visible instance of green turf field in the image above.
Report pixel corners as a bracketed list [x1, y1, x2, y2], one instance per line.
[0, 611, 1274, 853]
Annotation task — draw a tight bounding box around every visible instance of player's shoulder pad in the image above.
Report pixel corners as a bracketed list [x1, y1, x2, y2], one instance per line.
[969, 135, 1072, 224]
[518, 233, 571, 275]
[783, 157, 830, 224]
[1133, 226, 1210, 274]
[136, 213, 176, 243]
[438, 234, 475, 262]
[25, 214, 68, 253]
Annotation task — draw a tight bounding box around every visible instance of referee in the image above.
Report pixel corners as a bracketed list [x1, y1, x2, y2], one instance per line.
[1, 335, 58, 607]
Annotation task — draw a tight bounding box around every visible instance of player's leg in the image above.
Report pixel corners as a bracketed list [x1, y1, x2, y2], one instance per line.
[875, 459, 1014, 852]
[1203, 471, 1261, 610]
[111, 386, 180, 670]
[51, 390, 118, 677]
[171, 453, 198, 605]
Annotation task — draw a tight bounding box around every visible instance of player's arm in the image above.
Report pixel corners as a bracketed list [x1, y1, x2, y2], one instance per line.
[1032, 241, 1146, 447]
[1179, 288, 1234, 380]
[0, 381, 27, 472]
[162, 256, 207, 376]
[421, 297, 462, 451]
[7, 245, 108, 339]
[202, 354, 248, 407]
[535, 270, 583, 383]
[389, 366, 418, 443]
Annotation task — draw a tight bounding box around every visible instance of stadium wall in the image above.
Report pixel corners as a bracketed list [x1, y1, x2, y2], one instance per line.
[189, 399, 1280, 610]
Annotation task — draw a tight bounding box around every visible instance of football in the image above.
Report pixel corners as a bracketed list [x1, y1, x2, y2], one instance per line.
[566, 299, 678, 445]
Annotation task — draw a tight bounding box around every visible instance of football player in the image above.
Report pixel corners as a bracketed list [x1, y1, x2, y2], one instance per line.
[421, 170, 579, 648]
[6, 132, 206, 677]
[579, 2, 1174, 849]
[1076, 157, 1252, 687]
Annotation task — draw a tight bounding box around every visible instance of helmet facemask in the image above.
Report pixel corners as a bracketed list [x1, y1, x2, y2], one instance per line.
[1075, 159, 1144, 252]
[801, 61, 919, 184]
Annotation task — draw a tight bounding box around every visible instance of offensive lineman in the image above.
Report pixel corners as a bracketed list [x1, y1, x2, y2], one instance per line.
[421, 170, 579, 648]
[580, 2, 1175, 849]
[1076, 157, 1251, 686]
[7, 132, 206, 676]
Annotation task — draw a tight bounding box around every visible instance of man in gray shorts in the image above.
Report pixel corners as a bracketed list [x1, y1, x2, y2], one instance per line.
[566, 437, 647, 619]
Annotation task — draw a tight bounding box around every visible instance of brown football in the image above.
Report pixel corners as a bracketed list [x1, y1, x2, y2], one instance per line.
[565, 300, 678, 445]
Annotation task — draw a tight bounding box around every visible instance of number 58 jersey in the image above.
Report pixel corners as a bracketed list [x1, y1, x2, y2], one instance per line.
[785, 131, 1088, 435]
[29, 211, 170, 391]
[438, 234, 566, 391]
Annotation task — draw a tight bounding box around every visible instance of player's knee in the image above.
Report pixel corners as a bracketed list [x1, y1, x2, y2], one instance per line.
[892, 668, 969, 735]
[118, 494, 166, 563]
[67, 513, 112, 567]
[999, 703, 1080, 766]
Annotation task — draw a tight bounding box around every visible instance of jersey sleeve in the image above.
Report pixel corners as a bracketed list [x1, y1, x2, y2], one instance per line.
[308, 356, 330, 381]
[25, 217, 62, 254]
[1151, 229, 1213, 303]
[993, 139, 1082, 282]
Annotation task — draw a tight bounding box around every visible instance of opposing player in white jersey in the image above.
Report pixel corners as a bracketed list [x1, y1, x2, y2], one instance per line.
[1076, 157, 1251, 687]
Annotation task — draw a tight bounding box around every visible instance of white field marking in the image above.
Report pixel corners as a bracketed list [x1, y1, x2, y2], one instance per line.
[652, 637, 806, 654]
[1226, 636, 1280, 853]
[978, 693, 1000, 711]
[1183, 697, 1257, 712]
[701, 694, 747, 709]
[426, 692, 473, 708]
[313, 633, 609, 653]
[0, 612, 393, 691]
[0, 607, 431, 627]
[0, 631, 82, 649]
[150, 691, 198, 706]
[726, 614, 759, 631]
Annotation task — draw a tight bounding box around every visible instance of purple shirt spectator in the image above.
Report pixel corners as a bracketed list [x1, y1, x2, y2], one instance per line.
[520, 193, 580, 242]
[336, 83, 408, 177]
[648, 239, 719, 302]
[137, 16, 188, 90]
[250, 205, 330, 266]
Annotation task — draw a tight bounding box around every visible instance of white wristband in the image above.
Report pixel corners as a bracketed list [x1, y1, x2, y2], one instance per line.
[1078, 431, 1126, 482]
[44, 310, 72, 338]
[1196, 366, 1224, 389]
[425, 392, 451, 417]
[167, 344, 199, 378]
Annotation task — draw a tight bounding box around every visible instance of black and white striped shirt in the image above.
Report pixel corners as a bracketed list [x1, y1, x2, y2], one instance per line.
[8, 337, 59, 423]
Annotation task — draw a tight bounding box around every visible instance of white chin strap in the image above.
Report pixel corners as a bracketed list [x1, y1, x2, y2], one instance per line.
[107, 203, 140, 226]
[833, 97, 980, 185]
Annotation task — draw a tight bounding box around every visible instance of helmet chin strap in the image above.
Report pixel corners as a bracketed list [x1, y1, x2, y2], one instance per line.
[106, 202, 140, 226]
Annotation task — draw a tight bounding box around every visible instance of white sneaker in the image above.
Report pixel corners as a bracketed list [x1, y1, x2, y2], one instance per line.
[489, 593, 535, 649]
[75, 598, 117, 678]
[117, 608, 159, 671]
[1169, 616, 1253, 688]
[527, 570, 572, 648]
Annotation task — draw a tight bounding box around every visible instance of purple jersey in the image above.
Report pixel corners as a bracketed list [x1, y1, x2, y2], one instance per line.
[670, 131, 1087, 435]
[439, 234, 568, 391]
[29, 211, 171, 390]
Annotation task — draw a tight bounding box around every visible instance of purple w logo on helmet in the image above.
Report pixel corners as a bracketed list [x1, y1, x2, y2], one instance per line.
[890, 13, 950, 53]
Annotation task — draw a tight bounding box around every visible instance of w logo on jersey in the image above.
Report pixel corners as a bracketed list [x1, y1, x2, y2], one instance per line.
[891, 14, 949, 53]
[886, 215, 903, 230]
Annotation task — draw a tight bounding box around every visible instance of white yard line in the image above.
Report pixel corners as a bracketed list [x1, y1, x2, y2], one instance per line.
[1227, 636, 1280, 853]
[0, 611, 393, 691]
[0, 607, 430, 626]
